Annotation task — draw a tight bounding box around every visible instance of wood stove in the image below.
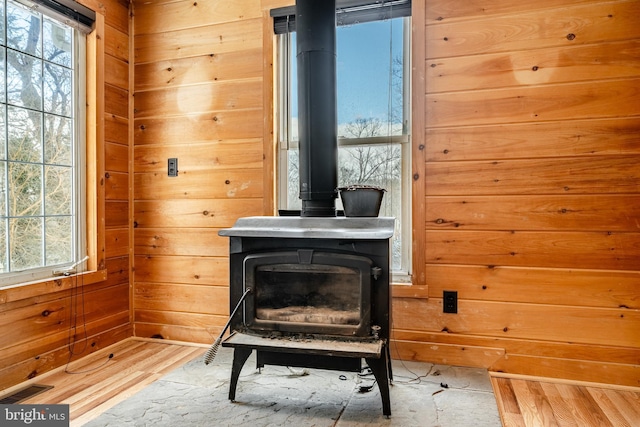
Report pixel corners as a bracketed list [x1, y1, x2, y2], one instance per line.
[219, 216, 394, 415]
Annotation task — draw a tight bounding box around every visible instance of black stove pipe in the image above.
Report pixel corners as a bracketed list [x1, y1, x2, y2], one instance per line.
[297, 0, 338, 217]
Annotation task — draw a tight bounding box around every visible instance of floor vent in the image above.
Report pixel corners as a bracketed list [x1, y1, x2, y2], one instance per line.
[0, 384, 54, 404]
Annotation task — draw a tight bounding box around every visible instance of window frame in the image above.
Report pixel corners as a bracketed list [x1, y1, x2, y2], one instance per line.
[275, 16, 412, 281]
[0, 0, 101, 289]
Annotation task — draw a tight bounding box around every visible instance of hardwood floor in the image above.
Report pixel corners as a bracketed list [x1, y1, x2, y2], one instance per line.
[491, 375, 640, 427]
[0, 338, 205, 426]
[2, 338, 638, 426]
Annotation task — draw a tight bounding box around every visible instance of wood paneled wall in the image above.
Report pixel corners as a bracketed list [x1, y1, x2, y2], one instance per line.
[129, 0, 638, 389]
[2, 0, 635, 392]
[0, 0, 133, 391]
[131, 0, 267, 343]
[393, 0, 640, 387]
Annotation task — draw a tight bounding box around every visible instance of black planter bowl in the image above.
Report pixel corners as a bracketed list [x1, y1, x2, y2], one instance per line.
[338, 185, 386, 217]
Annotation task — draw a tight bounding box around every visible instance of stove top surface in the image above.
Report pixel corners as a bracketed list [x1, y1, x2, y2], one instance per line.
[219, 216, 395, 239]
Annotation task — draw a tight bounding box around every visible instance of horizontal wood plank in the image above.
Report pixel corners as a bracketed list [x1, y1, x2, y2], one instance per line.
[105, 228, 129, 258]
[134, 109, 264, 144]
[133, 78, 262, 118]
[105, 256, 129, 288]
[134, 49, 262, 91]
[134, 139, 263, 172]
[422, 264, 639, 309]
[425, 0, 598, 24]
[393, 297, 639, 348]
[427, 40, 640, 93]
[104, 113, 129, 145]
[102, 0, 129, 35]
[425, 155, 640, 195]
[391, 338, 504, 368]
[134, 323, 218, 343]
[134, 309, 228, 330]
[134, 169, 264, 199]
[134, 19, 262, 64]
[426, 2, 640, 59]
[134, 228, 228, 257]
[104, 171, 129, 200]
[426, 78, 640, 127]
[425, 230, 640, 270]
[104, 25, 129, 63]
[105, 84, 128, 119]
[425, 195, 640, 232]
[391, 329, 640, 367]
[105, 200, 129, 228]
[105, 141, 129, 173]
[133, 0, 262, 35]
[491, 354, 640, 388]
[133, 255, 229, 286]
[104, 54, 129, 90]
[425, 118, 640, 162]
[134, 282, 228, 315]
[134, 199, 262, 228]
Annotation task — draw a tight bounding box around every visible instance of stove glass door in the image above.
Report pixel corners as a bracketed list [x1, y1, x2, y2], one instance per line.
[244, 250, 373, 336]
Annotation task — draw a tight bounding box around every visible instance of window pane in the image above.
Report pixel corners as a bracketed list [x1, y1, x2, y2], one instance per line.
[10, 217, 42, 270]
[8, 106, 42, 162]
[0, 2, 5, 46]
[46, 216, 72, 265]
[0, 219, 6, 273]
[0, 162, 5, 214]
[6, 2, 42, 56]
[45, 165, 71, 215]
[0, 105, 5, 159]
[0, 48, 5, 103]
[43, 18, 72, 67]
[338, 144, 401, 193]
[337, 144, 402, 269]
[337, 20, 404, 138]
[9, 162, 42, 216]
[44, 63, 71, 115]
[44, 114, 72, 165]
[7, 50, 43, 110]
[286, 148, 300, 209]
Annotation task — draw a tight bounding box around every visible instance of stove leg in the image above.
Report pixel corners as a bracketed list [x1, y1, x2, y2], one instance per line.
[386, 343, 393, 382]
[365, 352, 391, 416]
[229, 348, 252, 401]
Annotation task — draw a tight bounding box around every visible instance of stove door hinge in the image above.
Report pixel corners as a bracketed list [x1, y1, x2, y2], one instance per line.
[371, 266, 382, 280]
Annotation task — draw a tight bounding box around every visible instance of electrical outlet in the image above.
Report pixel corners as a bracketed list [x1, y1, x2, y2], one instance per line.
[168, 158, 178, 177]
[443, 290, 457, 313]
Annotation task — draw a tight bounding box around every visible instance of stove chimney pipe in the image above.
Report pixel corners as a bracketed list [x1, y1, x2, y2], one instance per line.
[296, 0, 338, 217]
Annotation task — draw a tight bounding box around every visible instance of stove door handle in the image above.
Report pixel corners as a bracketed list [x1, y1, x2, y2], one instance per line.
[371, 266, 382, 280]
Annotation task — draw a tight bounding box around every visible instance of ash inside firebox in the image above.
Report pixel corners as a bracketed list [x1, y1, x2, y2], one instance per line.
[257, 306, 360, 325]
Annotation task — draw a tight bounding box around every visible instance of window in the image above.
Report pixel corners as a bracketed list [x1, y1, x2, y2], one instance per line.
[276, 13, 412, 279]
[0, 0, 91, 287]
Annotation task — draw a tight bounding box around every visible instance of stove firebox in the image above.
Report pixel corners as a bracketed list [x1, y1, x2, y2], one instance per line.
[219, 216, 394, 415]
